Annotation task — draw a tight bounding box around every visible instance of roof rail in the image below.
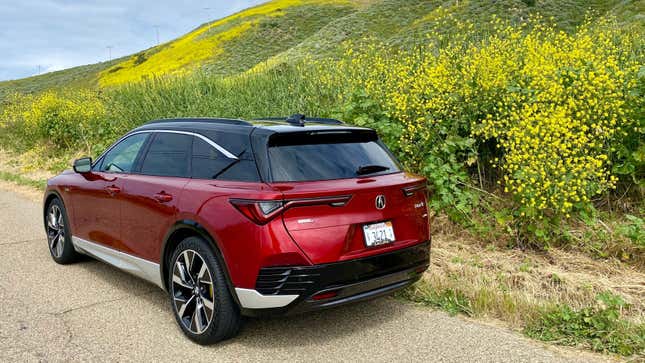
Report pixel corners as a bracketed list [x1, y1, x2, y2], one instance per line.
[256, 114, 344, 127]
[145, 118, 252, 126]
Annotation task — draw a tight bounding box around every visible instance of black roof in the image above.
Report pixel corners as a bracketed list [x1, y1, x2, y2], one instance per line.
[127, 116, 377, 182]
[133, 116, 370, 134]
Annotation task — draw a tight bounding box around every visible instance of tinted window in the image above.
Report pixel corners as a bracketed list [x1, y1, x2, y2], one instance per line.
[140, 133, 192, 177]
[268, 132, 400, 182]
[100, 133, 148, 173]
[191, 137, 259, 182]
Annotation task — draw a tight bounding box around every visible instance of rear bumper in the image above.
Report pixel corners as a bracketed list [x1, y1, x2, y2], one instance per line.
[237, 240, 430, 316]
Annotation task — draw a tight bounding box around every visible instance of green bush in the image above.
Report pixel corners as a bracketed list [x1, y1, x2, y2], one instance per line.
[525, 293, 645, 356]
[0, 90, 113, 156]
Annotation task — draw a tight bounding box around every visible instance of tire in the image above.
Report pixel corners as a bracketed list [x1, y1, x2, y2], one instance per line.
[168, 236, 242, 345]
[44, 197, 79, 264]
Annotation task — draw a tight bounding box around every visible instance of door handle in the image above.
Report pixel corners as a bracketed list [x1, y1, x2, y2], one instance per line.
[153, 192, 173, 203]
[105, 185, 121, 195]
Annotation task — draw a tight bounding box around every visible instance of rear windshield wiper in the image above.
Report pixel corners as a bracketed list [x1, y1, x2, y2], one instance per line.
[356, 164, 390, 176]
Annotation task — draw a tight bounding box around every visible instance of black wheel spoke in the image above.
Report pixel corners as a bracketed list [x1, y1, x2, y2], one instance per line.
[173, 264, 193, 289]
[177, 294, 195, 318]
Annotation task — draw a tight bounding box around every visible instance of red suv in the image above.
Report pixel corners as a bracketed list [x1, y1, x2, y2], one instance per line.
[43, 115, 430, 344]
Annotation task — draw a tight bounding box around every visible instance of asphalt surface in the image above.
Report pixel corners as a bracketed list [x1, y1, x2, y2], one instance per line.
[0, 188, 604, 362]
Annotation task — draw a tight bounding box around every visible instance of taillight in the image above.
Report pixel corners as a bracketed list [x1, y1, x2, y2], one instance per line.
[402, 183, 427, 197]
[229, 199, 285, 225]
[230, 195, 352, 225]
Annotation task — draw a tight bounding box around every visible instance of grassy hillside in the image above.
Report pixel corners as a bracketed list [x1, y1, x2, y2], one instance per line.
[0, 58, 122, 100]
[1, 0, 641, 97]
[98, 0, 361, 86]
[0, 0, 362, 96]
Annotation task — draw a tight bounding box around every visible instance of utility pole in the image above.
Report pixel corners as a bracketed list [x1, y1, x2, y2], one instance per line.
[106, 46, 113, 61]
[37, 65, 41, 75]
[153, 25, 160, 45]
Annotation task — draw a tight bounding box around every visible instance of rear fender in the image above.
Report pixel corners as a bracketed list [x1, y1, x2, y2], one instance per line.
[160, 220, 239, 306]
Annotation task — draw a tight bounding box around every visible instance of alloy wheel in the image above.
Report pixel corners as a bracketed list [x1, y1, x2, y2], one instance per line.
[171, 250, 215, 334]
[46, 204, 65, 258]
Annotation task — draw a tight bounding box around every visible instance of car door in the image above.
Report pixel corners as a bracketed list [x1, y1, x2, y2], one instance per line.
[119, 132, 192, 262]
[71, 132, 150, 250]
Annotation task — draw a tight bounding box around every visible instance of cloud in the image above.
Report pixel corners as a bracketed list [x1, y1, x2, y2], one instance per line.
[0, 0, 265, 81]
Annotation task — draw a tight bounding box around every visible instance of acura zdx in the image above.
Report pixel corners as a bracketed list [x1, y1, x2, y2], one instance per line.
[43, 114, 431, 344]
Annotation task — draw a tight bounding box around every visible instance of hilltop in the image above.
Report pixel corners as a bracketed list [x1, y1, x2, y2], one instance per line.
[0, 0, 642, 98]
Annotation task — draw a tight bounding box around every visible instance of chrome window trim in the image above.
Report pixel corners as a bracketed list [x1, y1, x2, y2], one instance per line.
[94, 129, 238, 169]
[71, 236, 165, 290]
[234, 288, 299, 309]
[133, 130, 238, 159]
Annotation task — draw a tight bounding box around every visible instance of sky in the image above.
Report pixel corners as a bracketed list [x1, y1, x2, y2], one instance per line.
[0, 0, 266, 81]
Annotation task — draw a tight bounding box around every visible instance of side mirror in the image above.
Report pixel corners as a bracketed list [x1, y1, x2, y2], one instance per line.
[73, 157, 92, 173]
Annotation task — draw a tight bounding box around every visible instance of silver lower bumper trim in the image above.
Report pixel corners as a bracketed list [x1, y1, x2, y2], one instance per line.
[235, 288, 298, 309]
[71, 236, 164, 289]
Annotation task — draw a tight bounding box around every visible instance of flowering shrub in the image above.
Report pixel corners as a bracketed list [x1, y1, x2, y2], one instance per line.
[472, 19, 641, 223]
[0, 90, 110, 155]
[314, 15, 643, 241]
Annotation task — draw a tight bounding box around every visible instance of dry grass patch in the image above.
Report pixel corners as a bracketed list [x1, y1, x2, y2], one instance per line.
[400, 219, 645, 356]
[0, 148, 58, 182]
[417, 234, 644, 324]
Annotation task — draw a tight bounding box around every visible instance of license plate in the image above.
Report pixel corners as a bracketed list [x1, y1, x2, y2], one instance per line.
[363, 221, 395, 247]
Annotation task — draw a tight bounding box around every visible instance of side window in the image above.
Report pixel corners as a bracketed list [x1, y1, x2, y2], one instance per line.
[100, 133, 148, 173]
[191, 137, 230, 179]
[140, 133, 192, 177]
[191, 137, 260, 182]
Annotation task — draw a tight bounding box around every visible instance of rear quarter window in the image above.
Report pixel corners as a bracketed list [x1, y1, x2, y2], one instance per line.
[191, 137, 259, 182]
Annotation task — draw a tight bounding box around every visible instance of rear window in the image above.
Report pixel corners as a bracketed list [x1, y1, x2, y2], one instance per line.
[268, 130, 400, 182]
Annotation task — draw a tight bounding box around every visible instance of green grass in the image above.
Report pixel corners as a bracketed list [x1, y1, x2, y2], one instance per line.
[200, 3, 357, 75]
[525, 293, 645, 356]
[0, 57, 124, 99]
[396, 284, 474, 316]
[0, 171, 46, 190]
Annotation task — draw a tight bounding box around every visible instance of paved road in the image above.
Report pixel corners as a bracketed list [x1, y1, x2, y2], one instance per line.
[0, 188, 603, 362]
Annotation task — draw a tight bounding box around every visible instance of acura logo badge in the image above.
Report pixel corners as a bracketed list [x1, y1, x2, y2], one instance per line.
[375, 195, 386, 210]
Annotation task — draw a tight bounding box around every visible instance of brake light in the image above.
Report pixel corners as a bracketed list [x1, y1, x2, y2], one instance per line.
[402, 183, 427, 197]
[229, 199, 285, 225]
[230, 195, 352, 225]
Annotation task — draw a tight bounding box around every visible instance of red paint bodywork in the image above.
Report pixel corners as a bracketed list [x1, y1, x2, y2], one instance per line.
[47, 169, 429, 290]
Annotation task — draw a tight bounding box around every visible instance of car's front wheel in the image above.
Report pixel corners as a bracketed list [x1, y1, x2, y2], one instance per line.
[45, 198, 79, 264]
[169, 236, 242, 344]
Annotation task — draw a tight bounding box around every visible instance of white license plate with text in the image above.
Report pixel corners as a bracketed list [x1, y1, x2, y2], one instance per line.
[363, 221, 395, 247]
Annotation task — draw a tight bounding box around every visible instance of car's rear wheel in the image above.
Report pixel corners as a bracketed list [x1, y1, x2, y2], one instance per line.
[169, 236, 242, 344]
[45, 198, 79, 264]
